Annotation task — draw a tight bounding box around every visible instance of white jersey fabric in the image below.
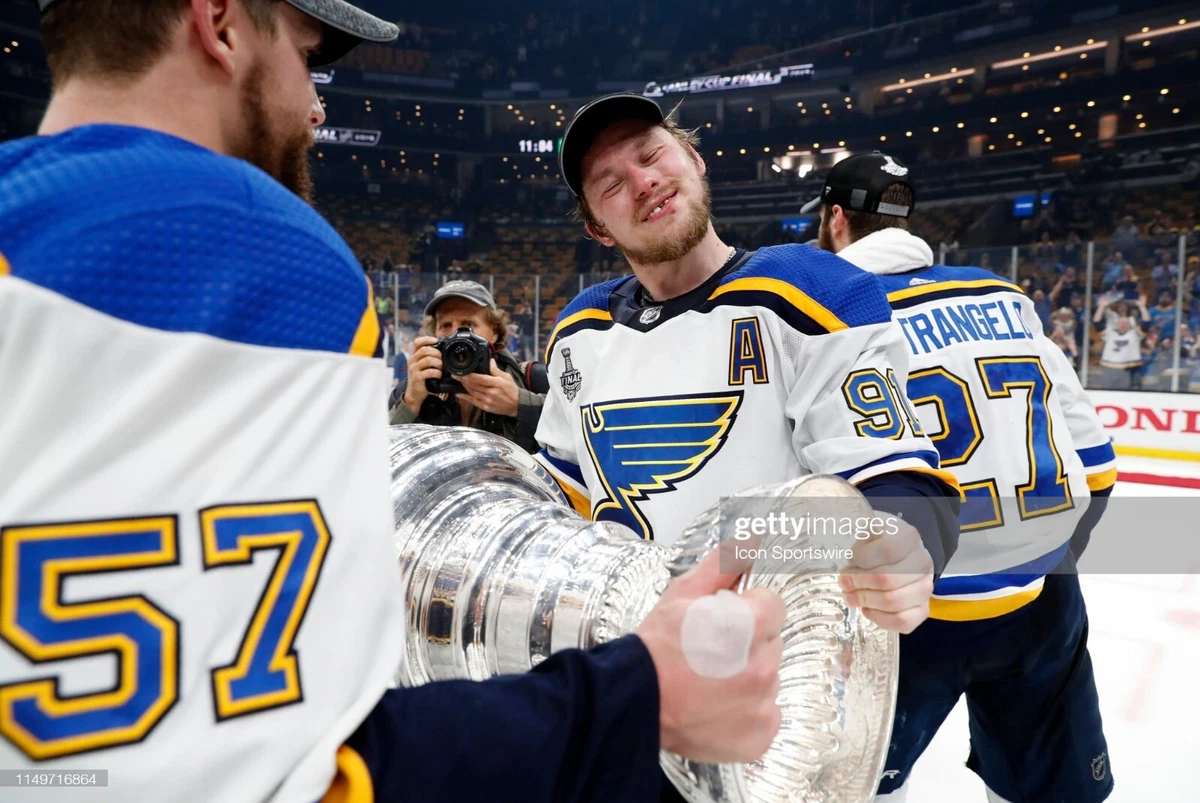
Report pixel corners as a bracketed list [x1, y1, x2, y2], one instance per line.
[534, 243, 956, 547]
[1099, 325, 1144, 369]
[0, 276, 402, 801]
[838, 228, 1117, 621]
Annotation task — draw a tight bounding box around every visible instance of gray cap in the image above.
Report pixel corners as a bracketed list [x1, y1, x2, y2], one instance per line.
[424, 280, 497, 318]
[35, 0, 398, 67]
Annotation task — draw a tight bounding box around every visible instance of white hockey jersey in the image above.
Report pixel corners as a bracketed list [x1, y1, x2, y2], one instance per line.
[838, 229, 1117, 621]
[0, 127, 403, 803]
[534, 244, 957, 548]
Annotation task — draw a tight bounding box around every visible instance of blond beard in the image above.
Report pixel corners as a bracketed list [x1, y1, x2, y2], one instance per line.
[230, 59, 315, 203]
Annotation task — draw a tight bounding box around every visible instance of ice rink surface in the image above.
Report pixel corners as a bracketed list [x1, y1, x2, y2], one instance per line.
[904, 456, 1200, 802]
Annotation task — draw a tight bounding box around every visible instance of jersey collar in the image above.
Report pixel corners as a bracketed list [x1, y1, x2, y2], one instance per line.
[612, 247, 750, 331]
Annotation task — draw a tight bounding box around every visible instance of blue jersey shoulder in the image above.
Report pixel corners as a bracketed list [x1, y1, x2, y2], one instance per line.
[0, 125, 372, 355]
[554, 275, 628, 327]
[874, 264, 1021, 294]
[716, 243, 893, 331]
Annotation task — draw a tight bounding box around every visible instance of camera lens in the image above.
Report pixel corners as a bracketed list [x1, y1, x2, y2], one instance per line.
[444, 341, 475, 373]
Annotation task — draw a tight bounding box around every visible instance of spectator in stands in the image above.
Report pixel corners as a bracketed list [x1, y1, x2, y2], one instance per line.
[1114, 264, 1140, 301]
[1094, 294, 1151, 389]
[513, 301, 536, 360]
[1049, 319, 1078, 368]
[1151, 249, 1178, 295]
[1048, 267, 1080, 308]
[390, 280, 547, 453]
[1032, 289, 1051, 330]
[1101, 250, 1125, 290]
[1061, 231, 1083, 268]
[1112, 215, 1141, 260]
[1149, 291, 1178, 339]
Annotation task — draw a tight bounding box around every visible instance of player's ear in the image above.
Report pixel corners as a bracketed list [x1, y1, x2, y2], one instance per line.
[584, 219, 616, 248]
[830, 204, 848, 234]
[687, 144, 707, 177]
[191, 0, 237, 78]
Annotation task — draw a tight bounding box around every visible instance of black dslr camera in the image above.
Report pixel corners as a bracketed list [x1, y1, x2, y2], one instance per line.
[426, 326, 492, 394]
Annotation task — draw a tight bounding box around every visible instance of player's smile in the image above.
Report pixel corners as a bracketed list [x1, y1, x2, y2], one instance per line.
[642, 190, 677, 223]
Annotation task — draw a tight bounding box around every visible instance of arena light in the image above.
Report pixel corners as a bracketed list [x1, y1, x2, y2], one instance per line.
[880, 135, 887, 141]
[992, 41, 1106, 69]
[1053, 106, 1062, 112]
[932, 126, 939, 133]
[882, 68, 974, 92]
[1123, 19, 1200, 41]
[716, 150, 723, 156]
[772, 164, 783, 173]
[1161, 88, 1170, 95]
[1174, 108, 1181, 114]
[957, 122, 964, 128]
[1123, 95, 1132, 101]
[739, 148, 746, 154]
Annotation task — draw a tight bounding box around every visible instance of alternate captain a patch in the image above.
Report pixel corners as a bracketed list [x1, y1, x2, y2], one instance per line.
[580, 392, 743, 540]
[728, 317, 768, 386]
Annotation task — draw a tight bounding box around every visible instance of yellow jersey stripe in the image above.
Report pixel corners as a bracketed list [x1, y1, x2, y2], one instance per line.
[0, 252, 10, 276]
[708, 277, 847, 333]
[929, 584, 1043, 621]
[321, 744, 374, 803]
[349, 284, 381, 358]
[545, 308, 614, 360]
[1087, 467, 1119, 492]
[864, 463, 964, 494]
[560, 481, 592, 517]
[886, 278, 1023, 303]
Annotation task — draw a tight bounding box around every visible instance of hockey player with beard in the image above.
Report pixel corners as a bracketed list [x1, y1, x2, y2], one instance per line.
[807, 151, 1117, 803]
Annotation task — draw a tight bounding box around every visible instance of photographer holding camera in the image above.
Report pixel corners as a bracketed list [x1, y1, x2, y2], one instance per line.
[390, 280, 547, 452]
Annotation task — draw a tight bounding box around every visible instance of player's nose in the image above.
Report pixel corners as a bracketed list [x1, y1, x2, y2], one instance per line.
[309, 86, 326, 128]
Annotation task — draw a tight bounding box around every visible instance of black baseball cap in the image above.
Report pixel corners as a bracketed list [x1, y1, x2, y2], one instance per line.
[34, 0, 398, 67]
[559, 93, 665, 199]
[799, 151, 916, 218]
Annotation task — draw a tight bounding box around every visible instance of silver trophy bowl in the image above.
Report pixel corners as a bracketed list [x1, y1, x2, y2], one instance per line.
[388, 425, 898, 803]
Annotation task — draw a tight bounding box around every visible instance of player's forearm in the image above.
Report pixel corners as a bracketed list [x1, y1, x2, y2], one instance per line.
[342, 634, 663, 802]
[857, 472, 962, 581]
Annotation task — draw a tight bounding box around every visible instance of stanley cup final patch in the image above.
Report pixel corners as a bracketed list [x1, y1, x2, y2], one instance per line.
[559, 348, 582, 401]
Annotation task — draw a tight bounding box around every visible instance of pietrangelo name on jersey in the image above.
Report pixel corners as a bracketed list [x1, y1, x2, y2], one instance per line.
[895, 299, 1034, 356]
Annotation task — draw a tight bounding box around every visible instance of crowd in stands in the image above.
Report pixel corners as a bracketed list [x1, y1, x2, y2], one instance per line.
[340, 0, 1177, 89]
[331, 167, 1200, 393]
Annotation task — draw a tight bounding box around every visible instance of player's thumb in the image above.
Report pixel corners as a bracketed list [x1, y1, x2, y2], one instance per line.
[669, 538, 753, 599]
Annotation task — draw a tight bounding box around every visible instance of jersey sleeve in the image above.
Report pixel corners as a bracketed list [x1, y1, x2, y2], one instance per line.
[1019, 298, 1118, 493]
[333, 635, 662, 803]
[781, 269, 962, 576]
[784, 272, 958, 493]
[533, 340, 592, 517]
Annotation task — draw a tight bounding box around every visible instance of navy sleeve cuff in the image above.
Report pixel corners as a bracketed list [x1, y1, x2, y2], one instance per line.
[857, 472, 962, 581]
[342, 634, 662, 803]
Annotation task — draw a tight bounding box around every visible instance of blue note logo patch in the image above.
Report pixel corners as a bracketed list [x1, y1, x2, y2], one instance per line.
[580, 392, 743, 540]
[1091, 752, 1107, 781]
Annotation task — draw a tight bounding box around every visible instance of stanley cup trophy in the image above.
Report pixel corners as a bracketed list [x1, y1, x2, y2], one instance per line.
[387, 425, 899, 803]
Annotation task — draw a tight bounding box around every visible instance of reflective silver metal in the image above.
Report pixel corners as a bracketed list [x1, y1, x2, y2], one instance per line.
[388, 425, 898, 803]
